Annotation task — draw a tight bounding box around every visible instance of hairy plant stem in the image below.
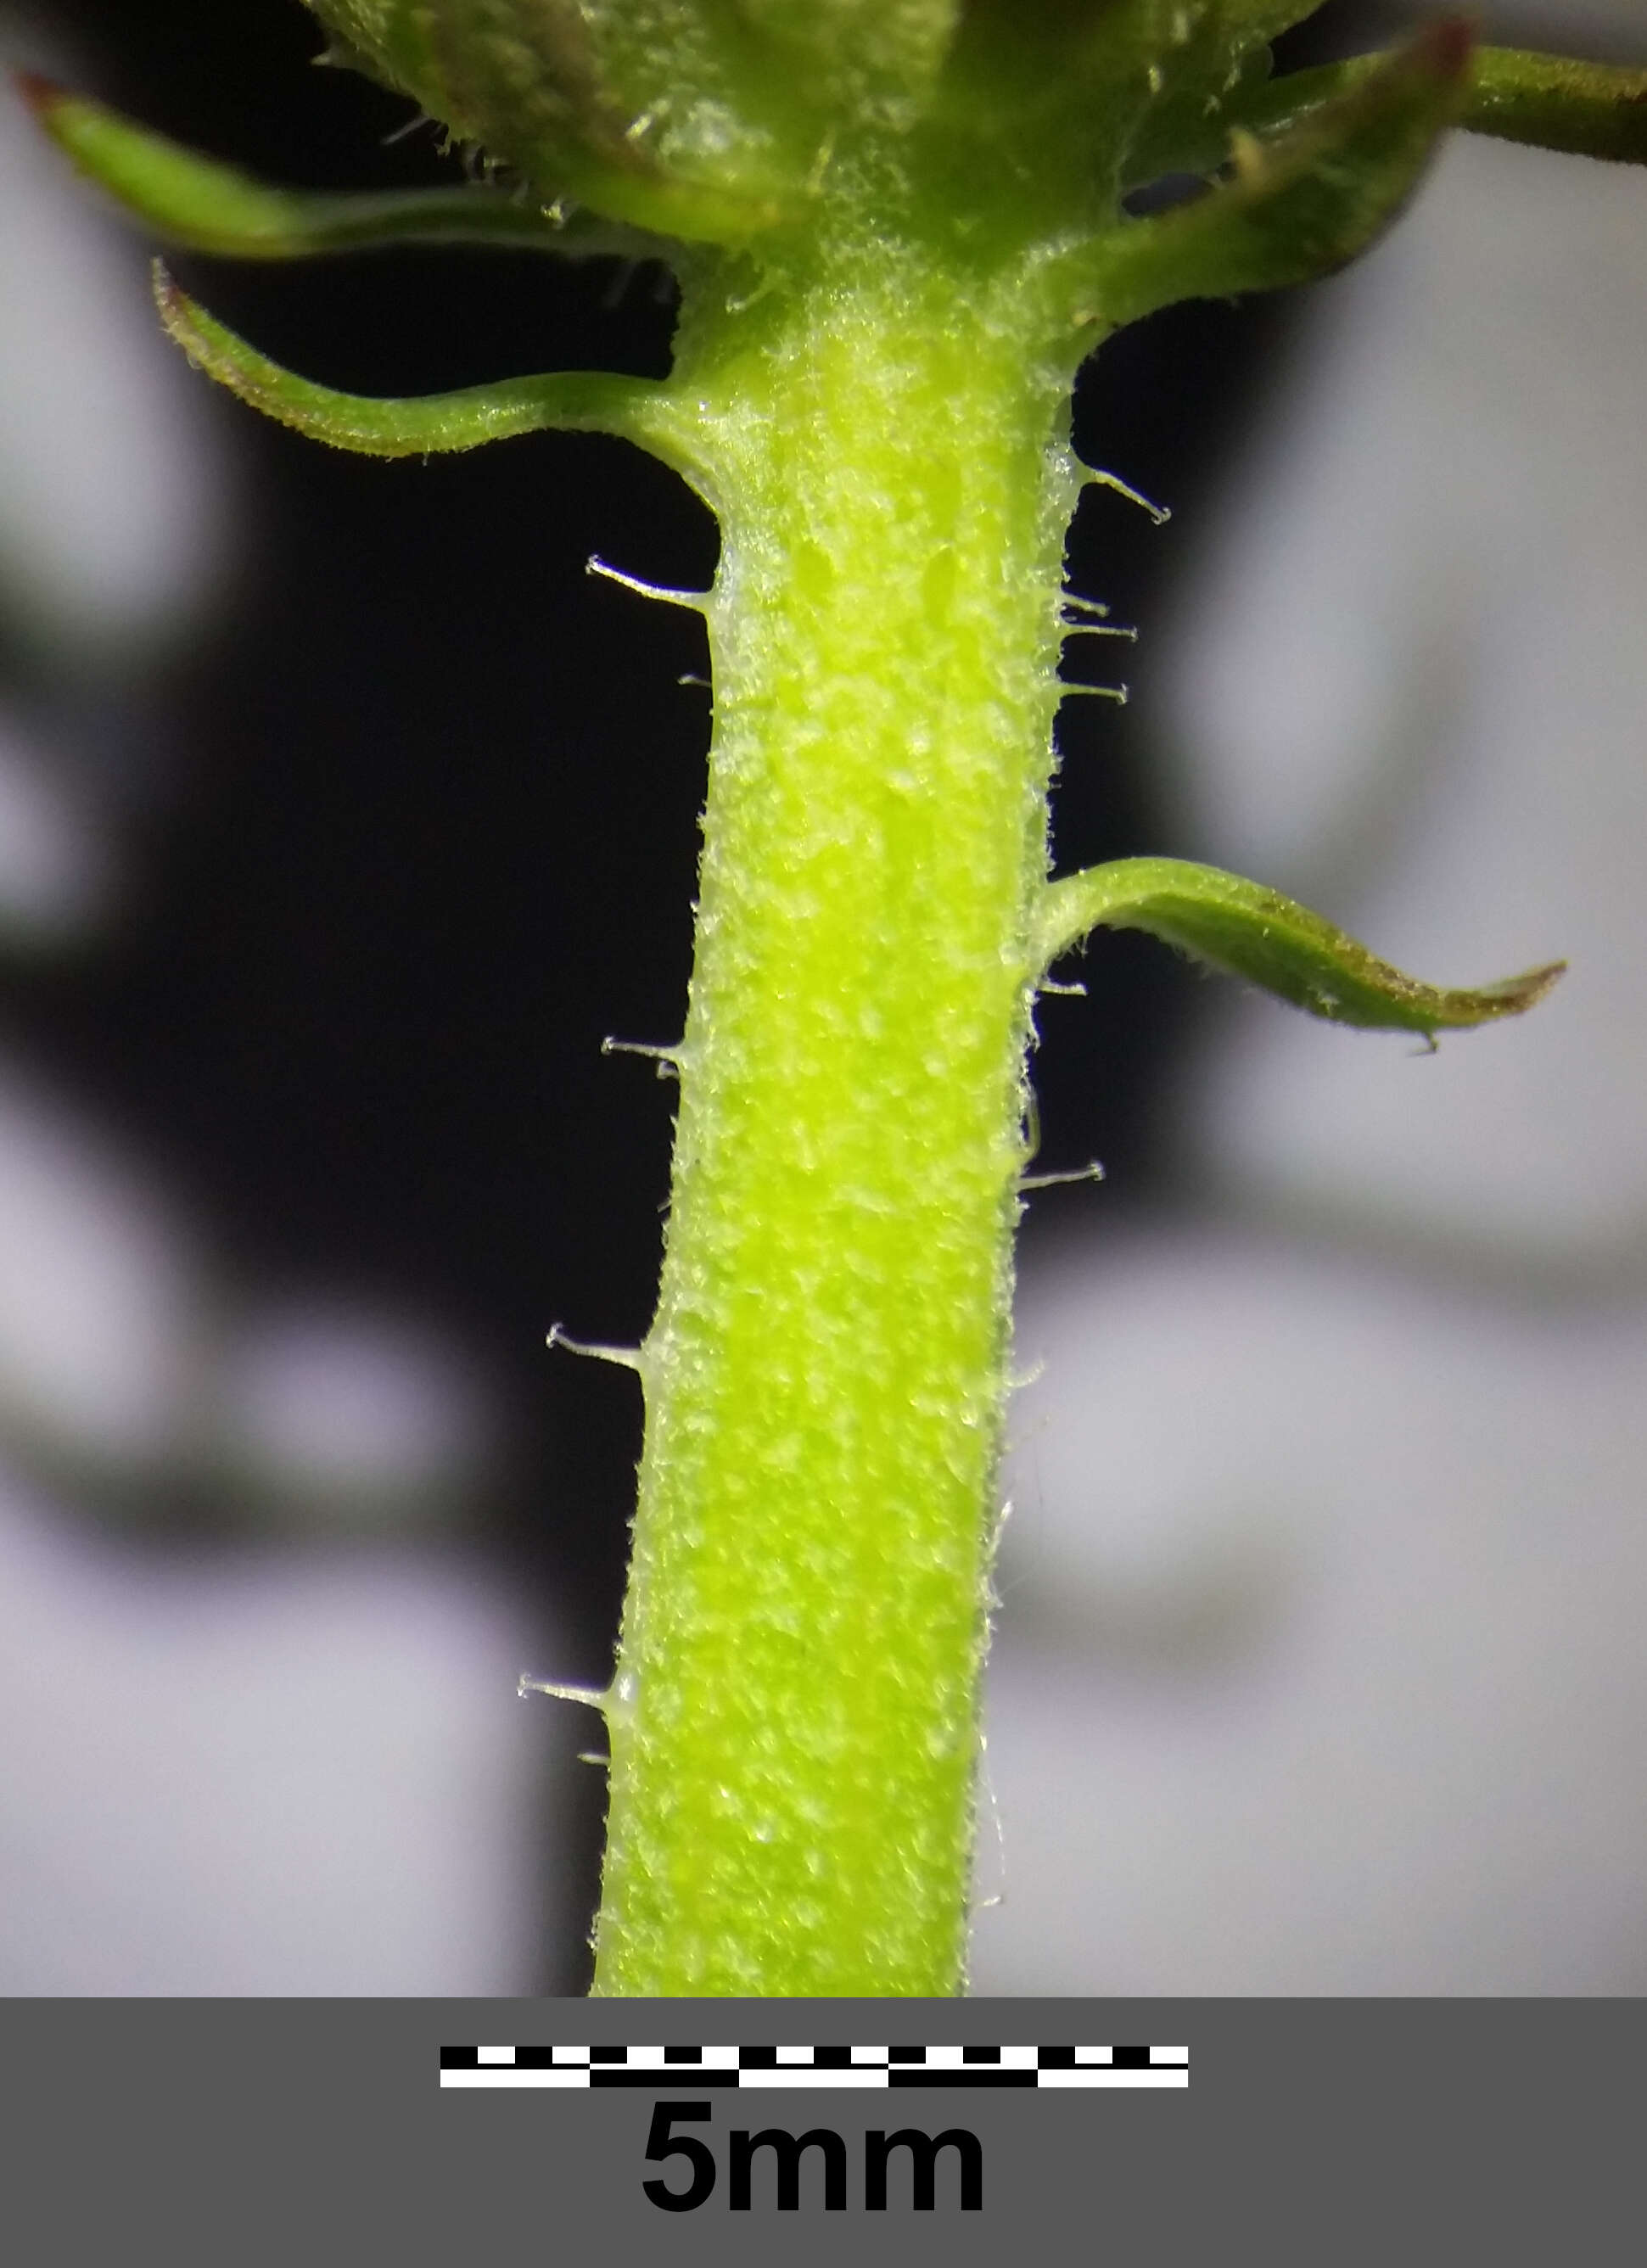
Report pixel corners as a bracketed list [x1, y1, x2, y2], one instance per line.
[591, 214, 1085, 1995]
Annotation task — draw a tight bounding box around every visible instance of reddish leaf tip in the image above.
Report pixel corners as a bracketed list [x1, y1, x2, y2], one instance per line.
[1496, 960, 1568, 1008]
[11, 66, 70, 120]
[149, 258, 186, 319]
[1418, 17, 1476, 85]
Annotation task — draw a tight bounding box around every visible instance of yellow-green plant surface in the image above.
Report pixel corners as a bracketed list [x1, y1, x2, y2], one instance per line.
[32, 0, 1645, 1993]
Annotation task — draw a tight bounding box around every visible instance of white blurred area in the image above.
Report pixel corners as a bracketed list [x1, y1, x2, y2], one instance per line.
[977, 42, 1647, 1991]
[0, 1489, 546, 1994]
[0, 44, 555, 1995]
[0, 31, 225, 658]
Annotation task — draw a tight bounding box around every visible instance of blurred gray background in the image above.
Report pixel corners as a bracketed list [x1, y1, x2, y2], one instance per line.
[2, 1, 1643, 1995]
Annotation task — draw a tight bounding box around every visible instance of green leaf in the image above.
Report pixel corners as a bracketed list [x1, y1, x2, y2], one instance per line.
[1036, 857, 1564, 1036]
[305, 2, 1331, 242]
[17, 71, 660, 260]
[1226, 45, 1647, 171]
[151, 266, 701, 473]
[1056, 19, 1471, 332]
[1119, 37, 1277, 191]
[303, 0, 816, 243]
[935, 2, 1311, 215]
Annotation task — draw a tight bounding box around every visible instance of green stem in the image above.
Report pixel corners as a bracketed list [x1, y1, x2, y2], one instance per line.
[589, 219, 1080, 1996]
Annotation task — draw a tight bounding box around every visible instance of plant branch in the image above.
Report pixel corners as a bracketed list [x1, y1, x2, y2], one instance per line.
[36, 0, 1594, 2004]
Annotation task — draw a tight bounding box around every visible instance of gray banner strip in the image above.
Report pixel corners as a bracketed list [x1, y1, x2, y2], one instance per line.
[7, 1999, 1638, 2260]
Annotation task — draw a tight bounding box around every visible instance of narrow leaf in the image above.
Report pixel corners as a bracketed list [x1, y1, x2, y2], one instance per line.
[1224, 46, 1647, 171]
[17, 71, 661, 260]
[1036, 857, 1564, 1035]
[152, 266, 697, 469]
[1061, 20, 1471, 332]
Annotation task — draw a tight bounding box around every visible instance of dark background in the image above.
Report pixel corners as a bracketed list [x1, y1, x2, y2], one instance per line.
[2, 0, 1473, 1990]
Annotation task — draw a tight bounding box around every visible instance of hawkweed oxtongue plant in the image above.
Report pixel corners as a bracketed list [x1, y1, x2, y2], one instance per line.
[28, 2, 1646, 1994]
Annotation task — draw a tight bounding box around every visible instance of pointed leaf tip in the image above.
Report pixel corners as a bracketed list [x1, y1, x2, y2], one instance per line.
[12, 67, 67, 120]
[1038, 858, 1565, 1037]
[1423, 15, 1476, 87]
